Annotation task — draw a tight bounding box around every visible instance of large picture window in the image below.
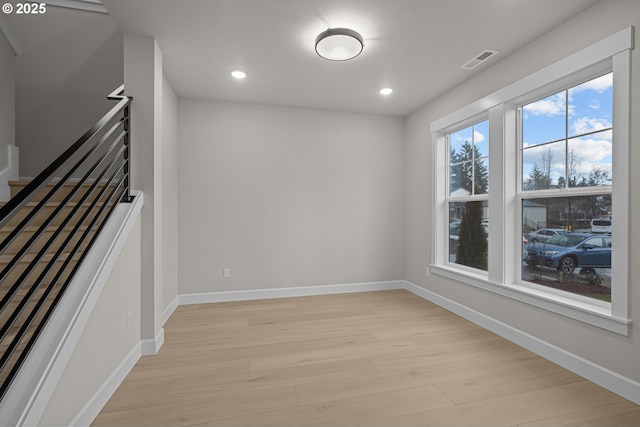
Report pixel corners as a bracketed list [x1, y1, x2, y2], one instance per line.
[430, 28, 632, 335]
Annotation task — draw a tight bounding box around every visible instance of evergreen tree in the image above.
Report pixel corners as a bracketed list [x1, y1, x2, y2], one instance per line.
[456, 200, 488, 270]
[449, 147, 462, 193]
[450, 141, 489, 194]
[557, 176, 566, 189]
[524, 164, 551, 190]
[524, 147, 557, 190]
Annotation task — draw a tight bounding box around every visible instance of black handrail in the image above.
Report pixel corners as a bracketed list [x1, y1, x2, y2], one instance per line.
[0, 85, 132, 400]
[0, 86, 131, 228]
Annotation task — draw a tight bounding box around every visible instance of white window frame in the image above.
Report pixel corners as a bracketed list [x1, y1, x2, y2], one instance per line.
[430, 27, 633, 335]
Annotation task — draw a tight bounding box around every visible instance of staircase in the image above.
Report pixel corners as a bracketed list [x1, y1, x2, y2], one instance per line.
[0, 180, 116, 391]
[0, 86, 132, 404]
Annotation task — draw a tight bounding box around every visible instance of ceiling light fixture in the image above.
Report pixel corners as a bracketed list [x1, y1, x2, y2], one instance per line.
[230, 70, 247, 79]
[379, 87, 393, 95]
[315, 28, 364, 61]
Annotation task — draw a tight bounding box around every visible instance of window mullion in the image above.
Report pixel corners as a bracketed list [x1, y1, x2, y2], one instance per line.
[487, 105, 508, 284]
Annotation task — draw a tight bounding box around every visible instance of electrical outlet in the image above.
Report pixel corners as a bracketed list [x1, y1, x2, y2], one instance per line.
[223, 268, 231, 278]
[425, 267, 430, 277]
[126, 312, 132, 330]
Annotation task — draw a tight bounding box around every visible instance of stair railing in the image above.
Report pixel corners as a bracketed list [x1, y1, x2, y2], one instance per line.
[0, 85, 132, 400]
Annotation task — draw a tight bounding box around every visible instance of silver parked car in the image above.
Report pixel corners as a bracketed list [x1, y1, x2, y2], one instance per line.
[528, 228, 566, 243]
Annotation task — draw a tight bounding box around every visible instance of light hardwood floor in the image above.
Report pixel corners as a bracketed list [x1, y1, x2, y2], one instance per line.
[92, 290, 640, 426]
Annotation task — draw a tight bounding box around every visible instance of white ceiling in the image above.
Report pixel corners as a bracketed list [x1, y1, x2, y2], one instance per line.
[101, 0, 601, 117]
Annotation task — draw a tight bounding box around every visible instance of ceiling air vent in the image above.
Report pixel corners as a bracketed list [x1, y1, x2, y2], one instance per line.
[461, 50, 498, 70]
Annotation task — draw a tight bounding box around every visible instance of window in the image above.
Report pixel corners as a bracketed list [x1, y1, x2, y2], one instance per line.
[447, 121, 489, 271]
[520, 74, 613, 301]
[430, 28, 632, 335]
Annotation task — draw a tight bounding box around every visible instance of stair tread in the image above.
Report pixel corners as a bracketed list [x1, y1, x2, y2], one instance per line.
[0, 224, 93, 233]
[0, 200, 108, 208]
[0, 251, 83, 264]
[9, 179, 109, 184]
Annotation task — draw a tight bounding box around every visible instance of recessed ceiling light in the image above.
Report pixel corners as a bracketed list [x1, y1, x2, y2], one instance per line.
[379, 87, 393, 95]
[230, 70, 247, 79]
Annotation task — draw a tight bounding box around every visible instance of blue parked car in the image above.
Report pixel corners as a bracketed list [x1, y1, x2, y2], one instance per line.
[526, 232, 611, 274]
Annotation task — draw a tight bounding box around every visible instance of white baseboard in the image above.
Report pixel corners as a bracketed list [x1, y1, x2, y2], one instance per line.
[0, 145, 19, 202]
[177, 280, 405, 306]
[70, 343, 141, 427]
[141, 328, 165, 356]
[402, 281, 640, 405]
[162, 296, 178, 326]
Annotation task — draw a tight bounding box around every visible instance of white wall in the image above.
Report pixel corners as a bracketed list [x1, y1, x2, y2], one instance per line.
[124, 34, 163, 351]
[7, 6, 123, 177]
[178, 100, 405, 295]
[0, 21, 17, 200]
[161, 76, 178, 312]
[39, 216, 141, 426]
[405, 0, 639, 385]
[0, 25, 15, 173]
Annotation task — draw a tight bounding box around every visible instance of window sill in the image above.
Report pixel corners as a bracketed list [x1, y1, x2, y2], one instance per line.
[430, 264, 631, 335]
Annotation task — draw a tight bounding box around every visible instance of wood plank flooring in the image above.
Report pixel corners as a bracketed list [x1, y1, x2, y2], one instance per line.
[92, 290, 640, 426]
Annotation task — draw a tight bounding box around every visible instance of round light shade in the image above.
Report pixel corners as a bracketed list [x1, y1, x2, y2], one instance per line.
[315, 28, 364, 61]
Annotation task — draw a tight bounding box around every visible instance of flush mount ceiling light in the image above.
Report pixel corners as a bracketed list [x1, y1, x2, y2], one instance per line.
[315, 28, 364, 61]
[230, 70, 247, 79]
